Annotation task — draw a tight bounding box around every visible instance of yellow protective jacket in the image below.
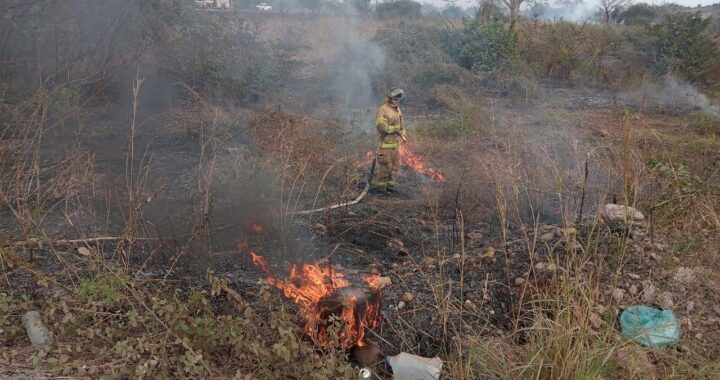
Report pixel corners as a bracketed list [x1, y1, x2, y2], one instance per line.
[375, 97, 406, 149]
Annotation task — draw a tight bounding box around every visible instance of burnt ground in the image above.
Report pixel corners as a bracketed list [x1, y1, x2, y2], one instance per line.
[3, 88, 720, 377]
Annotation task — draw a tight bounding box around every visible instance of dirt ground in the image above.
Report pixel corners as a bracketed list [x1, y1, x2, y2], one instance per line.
[2, 86, 719, 378]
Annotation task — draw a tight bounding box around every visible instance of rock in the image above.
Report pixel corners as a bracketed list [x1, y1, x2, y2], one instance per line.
[673, 267, 695, 285]
[649, 252, 661, 261]
[712, 304, 720, 317]
[589, 312, 603, 330]
[603, 204, 645, 222]
[314, 223, 327, 233]
[421, 257, 435, 266]
[631, 229, 645, 239]
[397, 301, 405, 310]
[464, 299, 475, 309]
[641, 281, 656, 303]
[397, 247, 410, 256]
[22, 311, 53, 349]
[659, 292, 674, 309]
[612, 288, 625, 303]
[452, 253, 461, 260]
[387, 238, 404, 249]
[564, 227, 577, 235]
[77, 247, 91, 256]
[390, 262, 399, 269]
[594, 304, 607, 315]
[402, 292, 414, 302]
[535, 262, 548, 270]
[514, 277, 526, 286]
[628, 284, 639, 297]
[686, 301, 694, 313]
[427, 264, 436, 271]
[539, 232, 555, 242]
[480, 247, 495, 259]
[627, 272, 641, 280]
[375, 277, 392, 289]
[352, 339, 381, 366]
[466, 231, 483, 240]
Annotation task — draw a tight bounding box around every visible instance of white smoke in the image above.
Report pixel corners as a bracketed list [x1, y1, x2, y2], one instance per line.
[527, 0, 598, 22]
[617, 76, 720, 115]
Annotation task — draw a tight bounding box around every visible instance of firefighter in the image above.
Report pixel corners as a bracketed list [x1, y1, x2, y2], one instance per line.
[374, 88, 406, 195]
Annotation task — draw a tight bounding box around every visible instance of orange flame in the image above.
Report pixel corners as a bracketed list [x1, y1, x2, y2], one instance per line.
[249, 222, 265, 233]
[399, 145, 446, 183]
[356, 146, 446, 183]
[249, 252, 382, 349]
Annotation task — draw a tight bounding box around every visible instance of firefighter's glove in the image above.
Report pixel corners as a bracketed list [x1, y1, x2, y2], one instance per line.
[399, 129, 407, 141]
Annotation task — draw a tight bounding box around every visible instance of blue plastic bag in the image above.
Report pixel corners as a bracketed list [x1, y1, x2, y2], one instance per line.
[620, 305, 680, 347]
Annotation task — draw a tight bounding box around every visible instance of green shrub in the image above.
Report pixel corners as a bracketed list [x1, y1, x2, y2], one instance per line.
[632, 12, 719, 86]
[454, 20, 520, 76]
[78, 275, 124, 307]
[520, 22, 624, 85]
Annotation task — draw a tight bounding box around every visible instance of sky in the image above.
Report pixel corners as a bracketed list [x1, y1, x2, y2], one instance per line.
[419, 0, 720, 10]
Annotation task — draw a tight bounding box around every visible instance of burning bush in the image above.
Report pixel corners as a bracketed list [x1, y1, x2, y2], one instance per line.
[250, 252, 382, 349]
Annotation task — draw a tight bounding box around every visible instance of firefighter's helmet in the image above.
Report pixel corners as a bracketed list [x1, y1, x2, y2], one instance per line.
[386, 88, 405, 100]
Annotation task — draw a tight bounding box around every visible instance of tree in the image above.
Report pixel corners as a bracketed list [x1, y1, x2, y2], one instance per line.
[502, 0, 525, 24]
[598, 0, 630, 23]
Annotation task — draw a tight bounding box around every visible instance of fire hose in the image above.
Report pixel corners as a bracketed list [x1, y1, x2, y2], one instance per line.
[292, 133, 406, 216]
[291, 155, 376, 216]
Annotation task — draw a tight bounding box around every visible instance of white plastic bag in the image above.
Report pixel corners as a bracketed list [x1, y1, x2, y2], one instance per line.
[386, 352, 442, 380]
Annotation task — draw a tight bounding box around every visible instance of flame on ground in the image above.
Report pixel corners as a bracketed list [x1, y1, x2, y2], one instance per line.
[249, 222, 265, 233]
[356, 146, 446, 183]
[250, 252, 382, 349]
[399, 144, 446, 183]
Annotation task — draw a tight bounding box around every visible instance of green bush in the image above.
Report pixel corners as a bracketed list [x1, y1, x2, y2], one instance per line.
[458, 20, 520, 75]
[520, 22, 624, 85]
[632, 12, 719, 86]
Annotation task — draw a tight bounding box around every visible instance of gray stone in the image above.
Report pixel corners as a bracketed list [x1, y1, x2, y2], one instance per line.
[673, 267, 696, 285]
[589, 312, 603, 330]
[628, 284, 639, 297]
[612, 288, 625, 303]
[539, 232, 555, 242]
[659, 292, 674, 309]
[641, 281, 656, 303]
[711, 304, 720, 317]
[603, 204, 645, 222]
